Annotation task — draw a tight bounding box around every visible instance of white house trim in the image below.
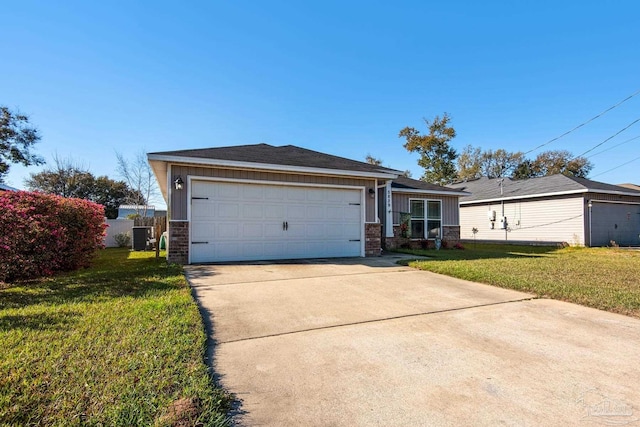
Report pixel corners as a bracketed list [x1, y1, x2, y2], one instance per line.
[385, 180, 394, 237]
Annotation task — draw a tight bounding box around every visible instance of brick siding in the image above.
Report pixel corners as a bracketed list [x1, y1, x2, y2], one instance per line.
[365, 223, 382, 257]
[168, 221, 189, 264]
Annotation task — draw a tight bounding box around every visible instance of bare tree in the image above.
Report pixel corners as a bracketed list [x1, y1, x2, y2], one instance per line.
[115, 150, 159, 217]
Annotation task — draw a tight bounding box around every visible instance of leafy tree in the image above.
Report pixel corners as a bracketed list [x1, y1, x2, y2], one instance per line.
[399, 113, 458, 185]
[92, 176, 145, 219]
[480, 149, 524, 178]
[116, 150, 159, 217]
[25, 157, 143, 219]
[512, 150, 593, 179]
[456, 145, 483, 181]
[457, 146, 523, 180]
[0, 106, 44, 183]
[25, 157, 93, 198]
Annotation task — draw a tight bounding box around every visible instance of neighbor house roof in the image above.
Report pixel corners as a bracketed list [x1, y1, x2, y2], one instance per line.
[449, 174, 640, 204]
[391, 175, 469, 196]
[148, 144, 403, 199]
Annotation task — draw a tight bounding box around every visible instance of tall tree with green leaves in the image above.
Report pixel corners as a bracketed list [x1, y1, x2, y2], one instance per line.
[0, 106, 44, 183]
[512, 150, 593, 179]
[399, 113, 458, 185]
[26, 157, 144, 218]
[457, 146, 524, 180]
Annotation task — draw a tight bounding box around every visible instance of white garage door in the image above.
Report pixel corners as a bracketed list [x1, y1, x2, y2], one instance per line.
[190, 180, 363, 263]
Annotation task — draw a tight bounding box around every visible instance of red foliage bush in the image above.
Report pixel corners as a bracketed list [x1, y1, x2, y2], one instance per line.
[0, 191, 106, 282]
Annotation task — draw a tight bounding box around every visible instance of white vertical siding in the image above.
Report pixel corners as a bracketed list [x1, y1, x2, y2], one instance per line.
[459, 196, 585, 245]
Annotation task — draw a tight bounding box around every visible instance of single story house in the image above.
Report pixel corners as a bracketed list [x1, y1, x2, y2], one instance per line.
[449, 174, 640, 247]
[147, 144, 466, 264]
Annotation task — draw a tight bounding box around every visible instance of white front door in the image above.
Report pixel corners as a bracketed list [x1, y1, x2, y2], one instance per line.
[190, 180, 363, 263]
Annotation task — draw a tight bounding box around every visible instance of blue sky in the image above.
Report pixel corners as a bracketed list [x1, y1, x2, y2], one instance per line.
[3, 1, 639, 207]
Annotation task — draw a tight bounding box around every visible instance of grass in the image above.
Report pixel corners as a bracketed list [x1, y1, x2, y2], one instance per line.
[0, 248, 232, 427]
[396, 243, 640, 318]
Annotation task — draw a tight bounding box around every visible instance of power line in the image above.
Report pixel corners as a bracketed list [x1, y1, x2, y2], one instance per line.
[523, 89, 640, 155]
[591, 154, 640, 178]
[515, 214, 583, 230]
[574, 117, 640, 159]
[586, 134, 640, 159]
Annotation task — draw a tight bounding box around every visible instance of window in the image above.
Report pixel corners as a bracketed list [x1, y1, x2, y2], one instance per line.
[410, 199, 441, 239]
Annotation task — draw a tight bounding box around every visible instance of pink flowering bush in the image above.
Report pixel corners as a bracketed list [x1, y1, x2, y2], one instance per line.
[0, 191, 107, 282]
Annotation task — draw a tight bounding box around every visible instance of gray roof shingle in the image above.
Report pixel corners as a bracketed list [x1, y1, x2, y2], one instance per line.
[449, 174, 640, 203]
[149, 143, 401, 175]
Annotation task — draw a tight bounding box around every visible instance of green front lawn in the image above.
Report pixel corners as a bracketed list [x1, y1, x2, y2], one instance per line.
[398, 244, 640, 318]
[0, 249, 231, 426]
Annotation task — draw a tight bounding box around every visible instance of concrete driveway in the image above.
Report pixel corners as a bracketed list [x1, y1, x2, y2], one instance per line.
[187, 255, 640, 426]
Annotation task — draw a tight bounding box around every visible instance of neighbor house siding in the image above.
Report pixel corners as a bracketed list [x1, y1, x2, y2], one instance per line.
[391, 193, 460, 225]
[170, 164, 377, 222]
[459, 196, 585, 245]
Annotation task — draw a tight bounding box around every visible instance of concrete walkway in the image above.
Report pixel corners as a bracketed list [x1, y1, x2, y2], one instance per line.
[187, 255, 640, 426]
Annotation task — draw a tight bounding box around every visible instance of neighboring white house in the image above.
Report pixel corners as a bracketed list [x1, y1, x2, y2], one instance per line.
[449, 174, 640, 247]
[147, 144, 466, 264]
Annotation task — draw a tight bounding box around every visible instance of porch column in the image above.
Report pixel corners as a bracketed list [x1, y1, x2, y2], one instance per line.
[385, 180, 394, 238]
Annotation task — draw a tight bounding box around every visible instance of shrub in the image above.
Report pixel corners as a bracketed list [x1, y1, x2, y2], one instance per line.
[0, 191, 107, 282]
[113, 232, 132, 248]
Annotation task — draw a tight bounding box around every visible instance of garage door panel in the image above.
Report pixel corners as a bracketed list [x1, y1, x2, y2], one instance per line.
[242, 185, 265, 199]
[287, 188, 306, 201]
[216, 183, 240, 199]
[243, 204, 264, 219]
[286, 205, 306, 219]
[306, 224, 325, 238]
[191, 222, 216, 239]
[264, 186, 285, 201]
[306, 206, 325, 220]
[218, 224, 240, 239]
[242, 223, 264, 238]
[218, 203, 240, 218]
[190, 181, 363, 262]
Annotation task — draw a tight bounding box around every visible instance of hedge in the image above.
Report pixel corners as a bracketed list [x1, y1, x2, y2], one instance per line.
[0, 191, 107, 282]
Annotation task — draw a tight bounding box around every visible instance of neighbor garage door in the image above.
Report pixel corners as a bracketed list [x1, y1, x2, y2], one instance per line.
[190, 180, 363, 263]
[591, 202, 640, 246]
